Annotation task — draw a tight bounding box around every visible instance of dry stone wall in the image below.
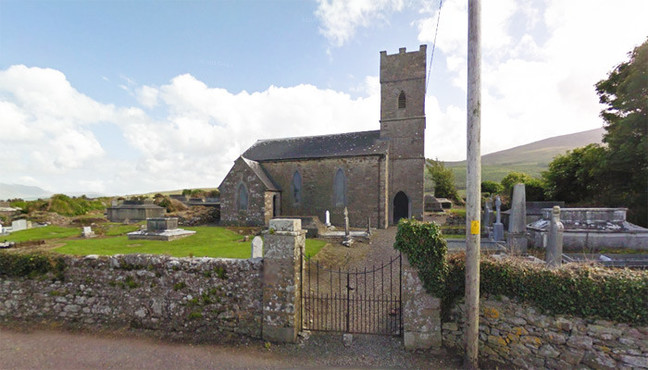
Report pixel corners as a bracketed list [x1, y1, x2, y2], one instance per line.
[443, 294, 648, 369]
[0, 254, 263, 342]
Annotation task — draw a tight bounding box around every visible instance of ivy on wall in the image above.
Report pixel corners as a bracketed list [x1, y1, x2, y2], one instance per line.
[394, 219, 448, 298]
[0, 252, 66, 279]
[395, 221, 648, 325]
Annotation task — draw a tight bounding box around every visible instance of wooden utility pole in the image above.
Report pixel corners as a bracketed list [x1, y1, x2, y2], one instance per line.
[465, 0, 481, 368]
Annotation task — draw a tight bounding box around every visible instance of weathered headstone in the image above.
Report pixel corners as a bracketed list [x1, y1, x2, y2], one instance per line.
[493, 196, 504, 241]
[546, 206, 564, 268]
[343, 207, 350, 237]
[81, 226, 95, 238]
[325, 210, 331, 227]
[483, 198, 493, 238]
[507, 184, 528, 255]
[251, 236, 263, 258]
[342, 207, 353, 247]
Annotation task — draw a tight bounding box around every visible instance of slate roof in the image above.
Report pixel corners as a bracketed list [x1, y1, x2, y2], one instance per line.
[241, 157, 280, 191]
[242, 130, 388, 162]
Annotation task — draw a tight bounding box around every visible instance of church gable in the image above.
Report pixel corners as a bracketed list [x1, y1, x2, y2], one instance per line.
[219, 157, 278, 226]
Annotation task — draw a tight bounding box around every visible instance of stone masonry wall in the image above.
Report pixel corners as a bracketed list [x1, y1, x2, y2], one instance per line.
[443, 294, 648, 369]
[261, 156, 386, 228]
[0, 254, 263, 342]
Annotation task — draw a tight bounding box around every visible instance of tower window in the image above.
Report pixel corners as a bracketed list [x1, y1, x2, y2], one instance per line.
[237, 183, 248, 211]
[292, 171, 302, 204]
[398, 91, 406, 109]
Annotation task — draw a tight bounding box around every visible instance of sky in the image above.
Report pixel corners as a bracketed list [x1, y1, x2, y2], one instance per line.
[1, 0, 647, 196]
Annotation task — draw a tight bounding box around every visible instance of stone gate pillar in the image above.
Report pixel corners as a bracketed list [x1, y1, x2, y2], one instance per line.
[402, 257, 442, 349]
[262, 219, 306, 343]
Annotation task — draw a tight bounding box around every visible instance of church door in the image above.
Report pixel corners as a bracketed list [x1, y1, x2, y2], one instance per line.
[393, 191, 409, 224]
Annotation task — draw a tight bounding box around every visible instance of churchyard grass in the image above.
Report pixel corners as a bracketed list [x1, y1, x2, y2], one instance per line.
[103, 223, 141, 236]
[53, 226, 327, 259]
[4, 226, 80, 242]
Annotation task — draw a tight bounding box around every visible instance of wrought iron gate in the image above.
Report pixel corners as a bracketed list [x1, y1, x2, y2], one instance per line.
[301, 254, 402, 336]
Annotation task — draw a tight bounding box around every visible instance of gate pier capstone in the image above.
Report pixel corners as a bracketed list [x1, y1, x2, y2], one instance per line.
[262, 219, 306, 343]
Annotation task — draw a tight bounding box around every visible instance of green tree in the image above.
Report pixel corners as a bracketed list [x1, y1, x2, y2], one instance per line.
[543, 144, 607, 203]
[501, 171, 546, 201]
[481, 181, 503, 195]
[595, 38, 648, 226]
[426, 159, 460, 202]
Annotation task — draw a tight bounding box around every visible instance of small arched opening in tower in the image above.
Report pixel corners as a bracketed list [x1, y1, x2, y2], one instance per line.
[398, 91, 406, 109]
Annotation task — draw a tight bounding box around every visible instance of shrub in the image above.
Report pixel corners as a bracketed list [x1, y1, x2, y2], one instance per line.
[396, 223, 648, 325]
[0, 252, 66, 278]
[481, 181, 503, 195]
[393, 219, 448, 298]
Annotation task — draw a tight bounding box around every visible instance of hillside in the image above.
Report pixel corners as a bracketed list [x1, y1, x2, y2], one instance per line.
[0, 183, 52, 201]
[434, 127, 605, 190]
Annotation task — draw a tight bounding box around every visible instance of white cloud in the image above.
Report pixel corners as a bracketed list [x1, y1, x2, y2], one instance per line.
[415, 0, 648, 160]
[119, 74, 379, 191]
[0, 65, 110, 174]
[0, 65, 380, 195]
[136, 85, 159, 108]
[315, 0, 405, 46]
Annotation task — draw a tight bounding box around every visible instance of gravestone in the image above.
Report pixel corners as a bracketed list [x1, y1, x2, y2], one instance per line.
[493, 196, 504, 242]
[546, 206, 564, 268]
[342, 207, 353, 247]
[344, 207, 350, 237]
[507, 184, 528, 255]
[483, 198, 493, 237]
[325, 210, 331, 227]
[127, 217, 195, 241]
[251, 236, 263, 258]
[81, 226, 95, 238]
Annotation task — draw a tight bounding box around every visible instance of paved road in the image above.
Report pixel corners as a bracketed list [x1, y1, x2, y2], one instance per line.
[0, 327, 461, 369]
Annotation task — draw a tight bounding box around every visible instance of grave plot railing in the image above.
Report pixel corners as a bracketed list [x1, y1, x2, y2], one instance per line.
[301, 254, 402, 336]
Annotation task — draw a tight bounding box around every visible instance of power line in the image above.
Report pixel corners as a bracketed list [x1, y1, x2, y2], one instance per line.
[426, 0, 444, 93]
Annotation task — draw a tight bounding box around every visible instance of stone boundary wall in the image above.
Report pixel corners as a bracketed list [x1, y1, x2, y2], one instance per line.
[443, 295, 648, 369]
[0, 254, 263, 342]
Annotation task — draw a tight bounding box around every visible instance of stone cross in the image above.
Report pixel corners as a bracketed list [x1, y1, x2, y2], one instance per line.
[493, 196, 504, 241]
[546, 206, 564, 268]
[251, 236, 263, 258]
[344, 207, 350, 237]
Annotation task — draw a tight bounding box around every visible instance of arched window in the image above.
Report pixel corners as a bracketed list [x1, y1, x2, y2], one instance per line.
[292, 171, 302, 204]
[334, 168, 346, 207]
[398, 91, 406, 109]
[237, 183, 248, 211]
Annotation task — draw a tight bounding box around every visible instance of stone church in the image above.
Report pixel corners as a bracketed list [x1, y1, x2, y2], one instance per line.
[219, 45, 426, 228]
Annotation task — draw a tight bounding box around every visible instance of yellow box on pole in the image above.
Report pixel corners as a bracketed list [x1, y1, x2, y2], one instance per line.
[470, 221, 480, 235]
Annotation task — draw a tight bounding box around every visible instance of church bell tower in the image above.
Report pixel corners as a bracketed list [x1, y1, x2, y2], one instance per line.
[379, 45, 426, 225]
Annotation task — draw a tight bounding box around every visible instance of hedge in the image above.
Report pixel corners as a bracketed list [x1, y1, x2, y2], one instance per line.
[396, 220, 648, 325]
[0, 252, 66, 279]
